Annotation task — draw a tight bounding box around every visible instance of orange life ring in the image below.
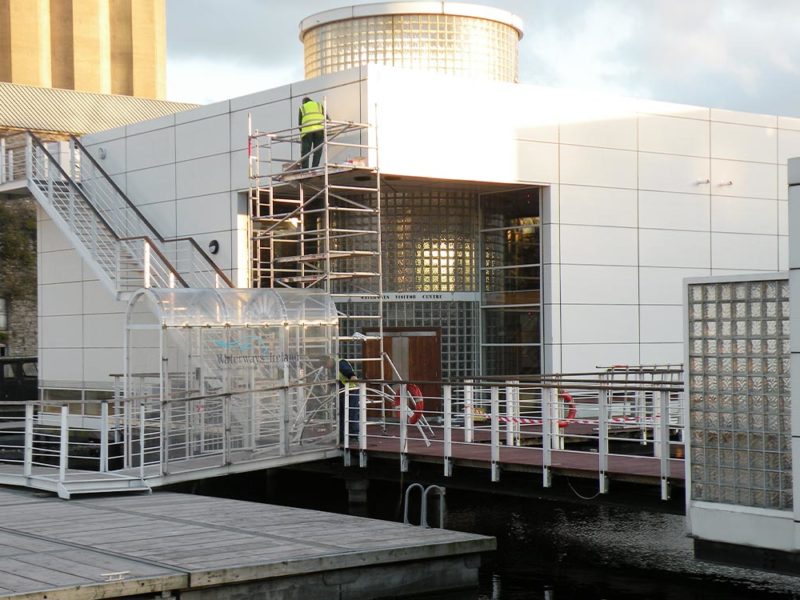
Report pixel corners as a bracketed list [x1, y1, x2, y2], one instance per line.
[558, 390, 576, 428]
[393, 384, 425, 425]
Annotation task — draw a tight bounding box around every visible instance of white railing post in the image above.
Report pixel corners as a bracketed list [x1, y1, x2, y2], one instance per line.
[0, 137, 6, 184]
[541, 387, 553, 488]
[505, 381, 520, 447]
[658, 390, 670, 500]
[490, 386, 500, 482]
[59, 404, 69, 483]
[143, 241, 151, 288]
[358, 382, 367, 467]
[279, 389, 289, 457]
[23, 403, 33, 477]
[139, 402, 146, 478]
[25, 135, 32, 181]
[100, 401, 109, 472]
[464, 379, 474, 443]
[160, 400, 169, 476]
[598, 386, 609, 494]
[399, 383, 408, 472]
[443, 384, 452, 477]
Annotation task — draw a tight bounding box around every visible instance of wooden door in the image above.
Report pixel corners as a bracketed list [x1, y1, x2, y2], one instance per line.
[363, 328, 442, 413]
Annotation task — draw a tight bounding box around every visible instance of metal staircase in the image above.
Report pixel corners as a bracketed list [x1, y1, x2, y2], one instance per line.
[1, 132, 232, 298]
[248, 107, 384, 371]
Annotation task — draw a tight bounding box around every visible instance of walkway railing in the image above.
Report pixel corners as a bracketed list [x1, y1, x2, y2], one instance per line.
[0, 378, 339, 498]
[343, 369, 684, 500]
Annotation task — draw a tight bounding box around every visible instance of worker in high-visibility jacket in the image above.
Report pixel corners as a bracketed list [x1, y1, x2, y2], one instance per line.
[298, 97, 326, 169]
[326, 355, 358, 444]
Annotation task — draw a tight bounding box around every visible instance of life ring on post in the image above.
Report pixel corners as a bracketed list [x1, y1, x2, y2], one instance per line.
[558, 390, 576, 428]
[393, 384, 425, 425]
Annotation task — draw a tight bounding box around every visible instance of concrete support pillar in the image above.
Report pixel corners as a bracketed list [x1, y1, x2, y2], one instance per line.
[345, 476, 369, 517]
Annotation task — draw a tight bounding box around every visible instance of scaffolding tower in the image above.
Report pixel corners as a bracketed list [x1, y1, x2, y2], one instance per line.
[247, 102, 384, 374]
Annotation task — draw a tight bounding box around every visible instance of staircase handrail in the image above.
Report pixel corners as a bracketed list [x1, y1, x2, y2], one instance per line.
[27, 134, 189, 289]
[69, 134, 234, 288]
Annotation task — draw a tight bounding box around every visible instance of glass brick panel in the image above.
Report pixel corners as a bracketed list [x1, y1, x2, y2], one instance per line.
[687, 278, 792, 511]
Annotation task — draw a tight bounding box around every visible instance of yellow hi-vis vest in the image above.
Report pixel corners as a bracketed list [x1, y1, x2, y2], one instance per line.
[338, 369, 355, 389]
[300, 100, 324, 134]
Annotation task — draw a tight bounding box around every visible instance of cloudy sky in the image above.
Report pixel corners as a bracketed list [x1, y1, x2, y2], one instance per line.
[166, 0, 800, 117]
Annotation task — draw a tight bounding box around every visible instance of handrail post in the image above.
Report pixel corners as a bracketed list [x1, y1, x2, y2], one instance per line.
[139, 402, 146, 478]
[399, 383, 408, 472]
[658, 390, 670, 500]
[490, 386, 500, 482]
[143, 240, 151, 288]
[100, 400, 109, 472]
[25, 134, 32, 181]
[0, 137, 6, 184]
[59, 404, 69, 483]
[464, 379, 474, 443]
[23, 403, 33, 477]
[443, 385, 452, 477]
[541, 387, 553, 488]
[279, 389, 288, 457]
[358, 382, 367, 467]
[598, 386, 609, 494]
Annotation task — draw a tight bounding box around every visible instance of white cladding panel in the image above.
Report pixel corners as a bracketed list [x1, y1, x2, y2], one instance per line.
[38, 65, 795, 386]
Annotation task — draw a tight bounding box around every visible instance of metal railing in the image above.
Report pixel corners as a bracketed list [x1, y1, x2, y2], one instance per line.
[0, 378, 339, 496]
[342, 369, 684, 500]
[70, 135, 233, 289]
[0, 132, 233, 295]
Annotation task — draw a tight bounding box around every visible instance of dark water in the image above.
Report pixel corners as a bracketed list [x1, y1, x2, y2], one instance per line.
[186, 472, 800, 599]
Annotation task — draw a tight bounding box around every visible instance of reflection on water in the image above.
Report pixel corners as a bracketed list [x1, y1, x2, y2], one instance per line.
[189, 472, 800, 600]
[443, 492, 800, 600]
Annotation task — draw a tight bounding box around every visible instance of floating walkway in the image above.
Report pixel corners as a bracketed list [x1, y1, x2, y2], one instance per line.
[0, 488, 493, 599]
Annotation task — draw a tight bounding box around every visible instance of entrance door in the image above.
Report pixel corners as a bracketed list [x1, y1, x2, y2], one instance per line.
[364, 328, 442, 412]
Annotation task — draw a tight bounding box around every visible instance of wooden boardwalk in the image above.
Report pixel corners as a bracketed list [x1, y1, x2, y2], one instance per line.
[359, 424, 685, 490]
[0, 487, 493, 599]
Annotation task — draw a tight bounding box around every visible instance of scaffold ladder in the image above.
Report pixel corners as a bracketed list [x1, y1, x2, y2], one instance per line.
[247, 101, 384, 374]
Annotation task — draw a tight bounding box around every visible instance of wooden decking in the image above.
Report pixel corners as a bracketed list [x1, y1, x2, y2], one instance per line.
[0, 487, 493, 599]
[359, 423, 685, 487]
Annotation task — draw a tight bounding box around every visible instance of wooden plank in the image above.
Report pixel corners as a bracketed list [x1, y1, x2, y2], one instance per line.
[0, 558, 89, 588]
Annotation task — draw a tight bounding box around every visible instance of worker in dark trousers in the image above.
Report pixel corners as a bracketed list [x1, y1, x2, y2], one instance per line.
[326, 355, 358, 444]
[298, 97, 325, 169]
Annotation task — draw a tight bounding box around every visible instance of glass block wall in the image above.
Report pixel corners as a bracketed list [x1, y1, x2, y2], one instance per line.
[380, 190, 479, 292]
[687, 278, 792, 510]
[339, 300, 478, 381]
[303, 13, 520, 82]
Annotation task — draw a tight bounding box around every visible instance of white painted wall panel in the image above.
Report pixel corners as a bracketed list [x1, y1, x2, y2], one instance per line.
[559, 116, 637, 151]
[126, 165, 176, 206]
[40, 249, 83, 284]
[711, 233, 779, 271]
[639, 343, 684, 365]
[559, 145, 637, 189]
[40, 282, 82, 317]
[640, 229, 710, 268]
[640, 305, 684, 343]
[639, 191, 709, 231]
[639, 152, 710, 194]
[516, 141, 558, 183]
[176, 155, 231, 199]
[711, 159, 778, 199]
[176, 114, 231, 162]
[83, 348, 124, 384]
[560, 343, 640, 373]
[560, 305, 639, 344]
[639, 266, 709, 305]
[83, 314, 125, 348]
[176, 193, 231, 236]
[40, 315, 82, 349]
[559, 225, 638, 266]
[125, 127, 175, 172]
[638, 114, 710, 157]
[559, 185, 637, 228]
[559, 265, 638, 305]
[711, 197, 777, 234]
[710, 122, 777, 163]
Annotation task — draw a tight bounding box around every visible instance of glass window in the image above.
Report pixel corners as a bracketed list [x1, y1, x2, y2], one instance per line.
[479, 189, 541, 376]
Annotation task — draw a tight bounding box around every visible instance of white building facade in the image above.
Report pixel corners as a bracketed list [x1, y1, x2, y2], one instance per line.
[36, 61, 800, 396]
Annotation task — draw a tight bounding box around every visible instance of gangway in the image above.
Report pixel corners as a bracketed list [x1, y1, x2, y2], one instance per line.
[248, 101, 384, 376]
